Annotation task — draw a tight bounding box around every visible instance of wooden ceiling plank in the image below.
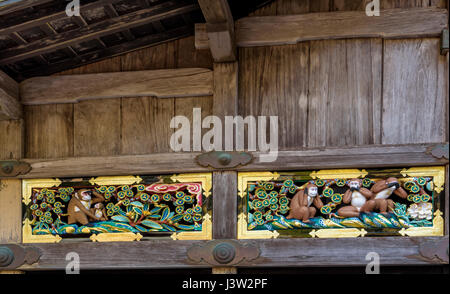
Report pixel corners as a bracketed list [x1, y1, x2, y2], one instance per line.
[0, 0, 53, 15]
[236, 8, 449, 47]
[0, 3, 199, 65]
[197, 0, 236, 62]
[0, 70, 22, 120]
[20, 67, 213, 105]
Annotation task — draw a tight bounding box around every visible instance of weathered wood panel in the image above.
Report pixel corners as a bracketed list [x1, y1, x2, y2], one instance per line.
[0, 119, 23, 159]
[0, 70, 21, 120]
[17, 236, 447, 270]
[382, 39, 446, 144]
[25, 104, 73, 158]
[14, 144, 448, 179]
[213, 171, 237, 239]
[0, 179, 21, 243]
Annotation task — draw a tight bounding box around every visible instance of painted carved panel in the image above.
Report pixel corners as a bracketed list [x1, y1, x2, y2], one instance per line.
[22, 173, 212, 243]
[238, 167, 445, 239]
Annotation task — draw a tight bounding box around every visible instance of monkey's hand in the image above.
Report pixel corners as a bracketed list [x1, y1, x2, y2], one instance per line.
[388, 182, 400, 189]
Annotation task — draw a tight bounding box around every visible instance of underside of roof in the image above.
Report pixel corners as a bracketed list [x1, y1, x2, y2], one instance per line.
[0, 0, 273, 81]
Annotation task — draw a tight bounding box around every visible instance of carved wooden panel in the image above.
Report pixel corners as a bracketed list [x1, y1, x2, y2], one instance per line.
[22, 173, 212, 243]
[238, 166, 445, 239]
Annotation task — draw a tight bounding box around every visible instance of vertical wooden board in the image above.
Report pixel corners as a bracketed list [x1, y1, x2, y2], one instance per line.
[332, 0, 368, 11]
[120, 42, 177, 155]
[213, 62, 238, 118]
[382, 39, 446, 144]
[212, 171, 237, 239]
[25, 104, 73, 159]
[309, 0, 331, 12]
[74, 98, 121, 156]
[177, 36, 213, 69]
[307, 40, 329, 147]
[121, 97, 175, 154]
[346, 38, 382, 145]
[308, 39, 382, 147]
[121, 42, 177, 71]
[274, 0, 309, 14]
[0, 179, 22, 243]
[69, 57, 122, 157]
[239, 43, 309, 150]
[0, 119, 23, 159]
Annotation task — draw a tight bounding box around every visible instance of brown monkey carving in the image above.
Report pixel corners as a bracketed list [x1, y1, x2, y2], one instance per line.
[89, 202, 108, 222]
[337, 179, 375, 218]
[286, 183, 323, 222]
[370, 177, 407, 214]
[67, 189, 105, 225]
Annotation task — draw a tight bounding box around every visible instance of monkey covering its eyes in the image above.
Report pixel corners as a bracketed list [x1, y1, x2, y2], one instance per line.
[286, 183, 324, 222]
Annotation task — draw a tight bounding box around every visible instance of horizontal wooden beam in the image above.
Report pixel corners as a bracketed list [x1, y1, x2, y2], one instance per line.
[10, 144, 448, 179]
[0, 70, 22, 120]
[196, 8, 448, 49]
[0, 2, 199, 65]
[16, 236, 447, 270]
[20, 68, 213, 105]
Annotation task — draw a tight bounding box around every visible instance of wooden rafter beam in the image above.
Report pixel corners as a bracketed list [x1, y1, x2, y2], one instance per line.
[0, 70, 22, 120]
[0, 2, 199, 65]
[9, 144, 448, 179]
[197, 0, 236, 62]
[20, 67, 213, 105]
[196, 7, 448, 49]
[0, 0, 53, 15]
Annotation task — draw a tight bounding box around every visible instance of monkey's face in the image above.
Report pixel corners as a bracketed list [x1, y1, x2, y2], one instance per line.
[307, 186, 318, 197]
[348, 180, 361, 190]
[79, 190, 92, 201]
[386, 177, 400, 189]
[95, 203, 103, 209]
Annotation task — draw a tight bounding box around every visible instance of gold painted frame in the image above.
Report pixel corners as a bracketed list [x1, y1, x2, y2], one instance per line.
[237, 167, 445, 239]
[170, 173, 212, 240]
[22, 173, 213, 243]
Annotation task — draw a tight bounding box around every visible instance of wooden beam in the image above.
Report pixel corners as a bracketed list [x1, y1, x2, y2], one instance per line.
[197, 8, 448, 49]
[0, 2, 199, 65]
[197, 0, 236, 62]
[20, 68, 213, 105]
[0, 70, 22, 120]
[236, 8, 448, 47]
[10, 144, 448, 179]
[213, 171, 237, 239]
[15, 236, 447, 270]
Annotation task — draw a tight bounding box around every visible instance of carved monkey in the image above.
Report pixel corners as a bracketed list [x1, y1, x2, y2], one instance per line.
[67, 189, 105, 226]
[337, 179, 375, 218]
[286, 183, 324, 222]
[370, 177, 407, 214]
[89, 202, 108, 222]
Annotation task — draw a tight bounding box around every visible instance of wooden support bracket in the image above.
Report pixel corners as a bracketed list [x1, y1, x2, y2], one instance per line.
[0, 244, 40, 270]
[0, 160, 31, 177]
[196, 151, 252, 169]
